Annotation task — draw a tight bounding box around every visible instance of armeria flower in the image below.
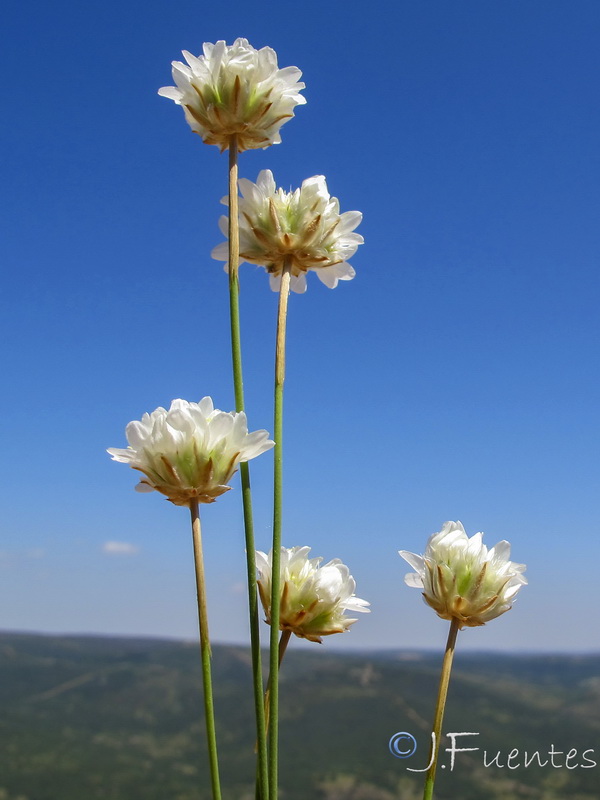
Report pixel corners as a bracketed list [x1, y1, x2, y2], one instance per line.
[399, 521, 527, 628]
[256, 546, 370, 643]
[212, 169, 364, 293]
[158, 38, 306, 152]
[107, 397, 274, 506]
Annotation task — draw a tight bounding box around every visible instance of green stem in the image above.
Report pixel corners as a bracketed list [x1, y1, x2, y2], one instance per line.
[255, 628, 292, 798]
[228, 136, 244, 406]
[423, 618, 460, 800]
[263, 629, 292, 738]
[189, 500, 222, 800]
[227, 134, 269, 800]
[269, 261, 292, 799]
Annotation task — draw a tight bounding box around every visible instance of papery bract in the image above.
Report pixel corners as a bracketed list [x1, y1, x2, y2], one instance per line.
[108, 397, 274, 506]
[158, 38, 306, 152]
[399, 521, 527, 628]
[256, 546, 370, 642]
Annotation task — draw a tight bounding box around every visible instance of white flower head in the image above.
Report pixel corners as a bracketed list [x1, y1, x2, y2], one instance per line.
[212, 169, 364, 293]
[256, 546, 370, 643]
[108, 397, 274, 506]
[399, 521, 527, 628]
[158, 38, 306, 152]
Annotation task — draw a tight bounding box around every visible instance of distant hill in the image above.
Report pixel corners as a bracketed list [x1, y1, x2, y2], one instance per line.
[0, 633, 598, 799]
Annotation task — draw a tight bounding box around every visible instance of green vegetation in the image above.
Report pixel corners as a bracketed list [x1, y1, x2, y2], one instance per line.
[0, 633, 598, 799]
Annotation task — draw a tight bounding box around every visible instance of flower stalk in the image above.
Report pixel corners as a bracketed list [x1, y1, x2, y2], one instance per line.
[228, 135, 244, 398]
[189, 500, 222, 800]
[227, 133, 269, 800]
[262, 629, 292, 740]
[423, 618, 460, 800]
[400, 522, 526, 798]
[269, 259, 292, 797]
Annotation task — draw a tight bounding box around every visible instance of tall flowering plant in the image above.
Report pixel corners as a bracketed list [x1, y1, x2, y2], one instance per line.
[159, 40, 307, 799]
[256, 546, 369, 738]
[214, 166, 362, 794]
[157, 35, 368, 800]
[109, 399, 273, 800]
[400, 521, 527, 799]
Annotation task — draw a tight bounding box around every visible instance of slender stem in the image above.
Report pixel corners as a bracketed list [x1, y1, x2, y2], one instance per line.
[228, 135, 244, 401]
[269, 262, 292, 799]
[263, 630, 292, 738]
[422, 618, 460, 800]
[189, 500, 222, 800]
[227, 134, 269, 800]
[254, 627, 292, 800]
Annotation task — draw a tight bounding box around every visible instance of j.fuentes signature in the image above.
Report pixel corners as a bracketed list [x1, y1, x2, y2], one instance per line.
[389, 731, 597, 771]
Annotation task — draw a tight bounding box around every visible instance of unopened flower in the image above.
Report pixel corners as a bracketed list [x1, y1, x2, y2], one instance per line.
[399, 521, 527, 628]
[108, 397, 274, 506]
[212, 169, 363, 293]
[256, 546, 370, 642]
[158, 38, 306, 152]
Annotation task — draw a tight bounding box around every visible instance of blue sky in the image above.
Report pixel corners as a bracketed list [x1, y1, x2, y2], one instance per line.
[2, 0, 599, 653]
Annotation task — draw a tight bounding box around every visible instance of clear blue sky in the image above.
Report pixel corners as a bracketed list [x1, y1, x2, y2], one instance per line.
[2, 0, 599, 652]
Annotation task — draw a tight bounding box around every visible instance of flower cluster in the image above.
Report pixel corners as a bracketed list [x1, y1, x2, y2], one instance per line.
[158, 38, 306, 152]
[256, 546, 370, 642]
[107, 397, 274, 506]
[212, 169, 364, 293]
[399, 521, 527, 628]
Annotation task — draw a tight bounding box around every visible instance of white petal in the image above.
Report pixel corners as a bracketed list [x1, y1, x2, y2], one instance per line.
[157, 86, 183, 102]
[405, 572, 424, 588]
[207, 411, 234, 443]
[336, 262, 356, 280]
[135, 481, 155, 493]
[106, 447, 133, 463]
[198, 396, 214, 416]
[290, 273, 307, 293]
[211, 242, 229, 261]
[171, 62, 193, 89]
[344, 596, 370, 613]
[181, 50, 204, 72]
[238, 177, 258, 200]
[315, 266, 339, 289]
[255, 550, 270, 574]
[256, 169, 276, 195]
[338, 210, 363, 233]
[242, 431, 275, 459]
[489, 540, 511, 563]
[218, 215, 229, 236]
[276, 66, 303, 83]
[125, 420, 150, 449]
[398, 550, 425, 574]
